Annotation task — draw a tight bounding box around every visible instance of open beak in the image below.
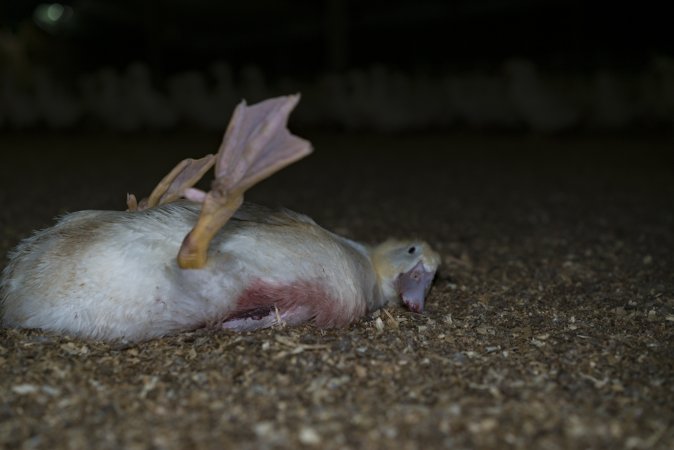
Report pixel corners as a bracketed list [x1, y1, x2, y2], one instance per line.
[396, 261, 436, 313]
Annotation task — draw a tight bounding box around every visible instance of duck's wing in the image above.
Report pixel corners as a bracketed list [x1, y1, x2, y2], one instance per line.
[177, 94, 312, 268]
[127, 155, 215, 211]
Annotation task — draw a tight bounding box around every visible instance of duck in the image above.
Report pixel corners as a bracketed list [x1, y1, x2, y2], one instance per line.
[0, 94, 440, 342]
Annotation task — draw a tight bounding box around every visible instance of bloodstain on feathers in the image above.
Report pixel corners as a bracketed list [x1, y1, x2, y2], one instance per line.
[224, 279, 365, 328]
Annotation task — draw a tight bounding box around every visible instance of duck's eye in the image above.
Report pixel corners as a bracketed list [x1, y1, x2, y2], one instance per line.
[408, 246, 416, 254]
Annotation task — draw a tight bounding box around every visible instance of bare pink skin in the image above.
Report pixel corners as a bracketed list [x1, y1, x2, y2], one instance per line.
[222, 279, 366, 332]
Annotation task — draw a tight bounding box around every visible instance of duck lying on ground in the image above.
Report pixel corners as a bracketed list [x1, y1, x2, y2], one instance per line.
[0, 95, 440, 341]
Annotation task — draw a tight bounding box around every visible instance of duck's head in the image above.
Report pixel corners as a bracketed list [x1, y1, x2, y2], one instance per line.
[372, 240, 441, 313]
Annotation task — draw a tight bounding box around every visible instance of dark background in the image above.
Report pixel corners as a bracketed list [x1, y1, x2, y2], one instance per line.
[3, 1, 673, 75]
[1, 3, 673, 449]
[1, 0, 673, 133]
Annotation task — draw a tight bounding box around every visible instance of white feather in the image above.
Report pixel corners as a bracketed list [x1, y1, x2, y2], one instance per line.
[1, 202, 439, 342]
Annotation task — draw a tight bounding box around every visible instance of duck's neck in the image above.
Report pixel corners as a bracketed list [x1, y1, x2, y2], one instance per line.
[363, 245, 400, 312]
[331, 234, 393, 313]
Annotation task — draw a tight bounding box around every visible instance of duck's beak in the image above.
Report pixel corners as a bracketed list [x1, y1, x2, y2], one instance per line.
[396, 261, 436, 313]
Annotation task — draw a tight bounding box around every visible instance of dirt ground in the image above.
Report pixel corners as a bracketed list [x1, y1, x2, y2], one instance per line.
[0, 131, 672, 449]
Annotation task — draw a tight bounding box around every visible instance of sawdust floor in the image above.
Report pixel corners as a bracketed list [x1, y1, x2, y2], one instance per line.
[0, 131, 672, 449]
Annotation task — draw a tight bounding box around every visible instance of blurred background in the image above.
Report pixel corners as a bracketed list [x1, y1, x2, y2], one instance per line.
[1, 0, 673, 133]
[0, 0, 672, 234]
[2, 6, 674, 450]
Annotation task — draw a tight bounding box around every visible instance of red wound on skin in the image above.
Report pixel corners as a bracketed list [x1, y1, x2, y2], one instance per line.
[225, 279, 365, 328]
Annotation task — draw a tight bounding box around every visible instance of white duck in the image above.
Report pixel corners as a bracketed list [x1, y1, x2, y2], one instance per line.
[0, 95, 440, 342]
